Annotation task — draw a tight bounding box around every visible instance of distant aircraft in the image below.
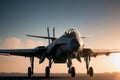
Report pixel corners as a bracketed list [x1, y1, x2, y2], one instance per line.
[0, 27, 119, 77]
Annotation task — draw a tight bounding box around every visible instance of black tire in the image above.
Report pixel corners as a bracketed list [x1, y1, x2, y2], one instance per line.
[28, 67, 31, 77]
[89, 67, 93, 77]
[71, 67, 75, 77]
[45, 66, 50, 78]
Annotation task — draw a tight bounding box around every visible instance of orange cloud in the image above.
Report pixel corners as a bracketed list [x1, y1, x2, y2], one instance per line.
[0, 37, 45, 49]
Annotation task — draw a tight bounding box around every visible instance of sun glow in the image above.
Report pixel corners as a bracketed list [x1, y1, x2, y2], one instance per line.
[109, 53, 120, 71]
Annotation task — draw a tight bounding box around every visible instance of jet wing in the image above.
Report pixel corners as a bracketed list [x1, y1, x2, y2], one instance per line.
[91, 49, 120, 57]
[82, 48, 120, 57]
[0, 49, 35, 57]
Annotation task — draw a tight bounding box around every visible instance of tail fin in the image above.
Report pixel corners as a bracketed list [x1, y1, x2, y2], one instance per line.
[47, 27, 50, 44]
[53, 27, 55, 38]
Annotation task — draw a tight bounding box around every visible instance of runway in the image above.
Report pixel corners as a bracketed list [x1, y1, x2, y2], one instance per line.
[0, 73, 120, 80]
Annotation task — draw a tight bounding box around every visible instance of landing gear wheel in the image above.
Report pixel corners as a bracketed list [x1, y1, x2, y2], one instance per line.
[89, 67, 93, 77]
[45, 66, 50, 78]
[28, 67, 31, 77]
[71, 67, 75, 77]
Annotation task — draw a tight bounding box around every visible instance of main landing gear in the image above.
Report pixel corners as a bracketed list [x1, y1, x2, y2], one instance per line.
[27, 57, 52, 78]
[45, 59, 53, 78]
[67, 58, 75, 77]
[45, 66, 50, 77]
[28, 57, 34, 77]
[85, 57, 94, 77]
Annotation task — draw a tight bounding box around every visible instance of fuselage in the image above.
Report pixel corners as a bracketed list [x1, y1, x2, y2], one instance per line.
[45, 28, 84, 63]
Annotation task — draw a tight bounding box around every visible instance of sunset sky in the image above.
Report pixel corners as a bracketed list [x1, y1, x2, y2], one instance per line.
[0, 0, 120, 73]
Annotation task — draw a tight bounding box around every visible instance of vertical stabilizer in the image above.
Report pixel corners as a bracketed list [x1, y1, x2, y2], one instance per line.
[53, 27, 55, 38]
[47, 27, 50, 44]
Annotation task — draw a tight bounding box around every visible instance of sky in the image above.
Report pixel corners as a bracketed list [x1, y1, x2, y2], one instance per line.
[0, 0, 120, 73]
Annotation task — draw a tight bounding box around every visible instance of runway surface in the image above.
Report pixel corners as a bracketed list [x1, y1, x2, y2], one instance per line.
[0, 73, 120, 80]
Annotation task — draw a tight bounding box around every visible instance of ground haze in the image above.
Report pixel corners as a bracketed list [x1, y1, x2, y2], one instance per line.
[0, 73, 120, 80]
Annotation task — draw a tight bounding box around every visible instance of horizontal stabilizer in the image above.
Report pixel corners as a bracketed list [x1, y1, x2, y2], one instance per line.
[26, 35, 56, 40]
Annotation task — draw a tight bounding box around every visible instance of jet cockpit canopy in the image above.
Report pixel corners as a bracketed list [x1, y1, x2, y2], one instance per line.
[64, 28, 81, 38]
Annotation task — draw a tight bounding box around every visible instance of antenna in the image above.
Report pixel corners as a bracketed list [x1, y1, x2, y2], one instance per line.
[47, 27, 50, 44]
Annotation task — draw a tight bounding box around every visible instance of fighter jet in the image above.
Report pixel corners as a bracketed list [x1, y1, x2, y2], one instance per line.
[0, 27, 119, 77]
